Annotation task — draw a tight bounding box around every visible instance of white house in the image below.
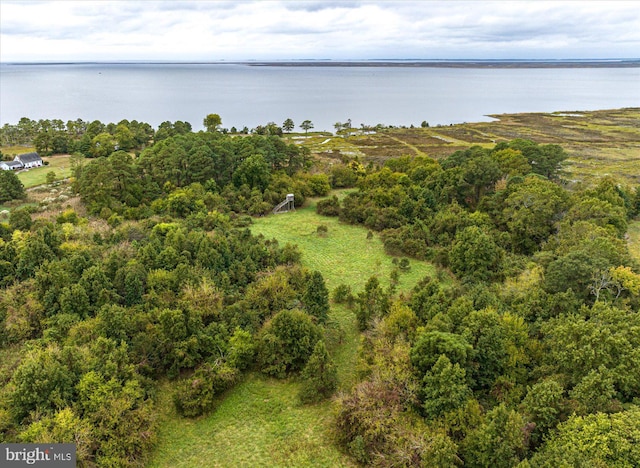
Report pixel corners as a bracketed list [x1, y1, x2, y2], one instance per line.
[0, 160, 24, 171]
[15, 152, 43, 169]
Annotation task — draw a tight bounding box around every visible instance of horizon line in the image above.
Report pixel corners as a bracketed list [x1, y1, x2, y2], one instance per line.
[3, 58, 640, 68]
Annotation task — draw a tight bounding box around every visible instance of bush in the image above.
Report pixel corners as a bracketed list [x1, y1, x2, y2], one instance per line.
[227, 328, 255, 371]
[258, 309, 321, 378]
[316, 196, 341, 216]
[332, 284, 353, 304]
[173, 363, 239, 417]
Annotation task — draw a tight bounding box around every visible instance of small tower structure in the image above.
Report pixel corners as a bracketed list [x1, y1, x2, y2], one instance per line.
[273, 193, 295, 214]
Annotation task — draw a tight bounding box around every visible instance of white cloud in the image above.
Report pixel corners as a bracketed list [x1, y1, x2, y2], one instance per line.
[1, 0, 639, 61]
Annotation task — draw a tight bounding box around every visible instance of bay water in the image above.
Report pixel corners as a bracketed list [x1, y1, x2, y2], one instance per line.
[1, 63, 638, 131]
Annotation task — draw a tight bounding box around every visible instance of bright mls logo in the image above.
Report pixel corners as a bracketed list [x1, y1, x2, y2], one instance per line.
[1, 444, 75, 467]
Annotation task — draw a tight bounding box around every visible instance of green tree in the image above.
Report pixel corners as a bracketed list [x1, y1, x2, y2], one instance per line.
[527, 407, 640, 467]
[410, 330, 472, 375]
[421, 355, 472, 419]
[203, 113, 222, 132]
[9, 207, 32, 231]
[282, 118, 294, 133]
[10, 346, 78, 421]
[114, 123, 135, 151]
[258, 309, 321, 378]
[521, 378, 566, 447]
[227, 328, 255, 371]
[300, 120, 314, 133]
[461, 153, 501, 208]
[173, 363, 238, 417]
[0, 170, 26, 202]
[232, 154, 271, 191]
[303, 270, 330, 324]
[492, 148, 531, 177]
[565, 196, 627, 237]
[449, 226, 504, 283]
[298, 340, 338, 403]
[541, 302, 640, 398]
[461, 308, 509, 390]
[462, 404, 526, 468]
[46, 171, 56, 185]
[507, 139, 567, 179]
[502, 176, 569, 254]
[90, 132, 115, 158]
[569, 367, 616, 415]
[75, 371, 156, 466]
[59, 284, 91, 319]
[355, 276, 390, 330]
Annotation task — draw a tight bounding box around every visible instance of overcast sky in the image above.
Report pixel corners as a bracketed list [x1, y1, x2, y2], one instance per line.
[1, 1, 639, 62]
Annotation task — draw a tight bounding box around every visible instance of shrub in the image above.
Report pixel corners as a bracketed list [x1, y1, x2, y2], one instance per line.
[173, 363, 239, 417]
[258, 309, 321, 378]
[332, 284, 353, 305]
[316, 196, 341, 216]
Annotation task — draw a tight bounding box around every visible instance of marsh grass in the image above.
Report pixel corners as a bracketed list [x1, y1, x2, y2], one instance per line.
[301, 108, 640, 185]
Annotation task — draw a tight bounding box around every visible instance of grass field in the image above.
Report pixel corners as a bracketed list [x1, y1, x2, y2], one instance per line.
[148, 375, 355, 468]
[1, 145, 36, 157]
[16, 154, 72, 188]
[148, 195, 438, 467]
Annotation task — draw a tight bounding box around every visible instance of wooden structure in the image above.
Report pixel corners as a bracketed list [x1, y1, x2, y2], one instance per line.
[273, 193, 295, 214]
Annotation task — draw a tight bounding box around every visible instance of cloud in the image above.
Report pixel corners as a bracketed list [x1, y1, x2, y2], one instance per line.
[1, 0, 639, 61]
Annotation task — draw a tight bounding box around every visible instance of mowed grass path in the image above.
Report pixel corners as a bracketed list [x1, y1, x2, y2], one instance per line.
[148, 195, 436, 468]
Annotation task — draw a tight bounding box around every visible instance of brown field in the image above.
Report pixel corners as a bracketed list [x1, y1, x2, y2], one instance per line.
[297, 108, 640, 186]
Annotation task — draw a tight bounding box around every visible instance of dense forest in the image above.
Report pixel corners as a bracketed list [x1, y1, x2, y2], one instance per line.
[1, 116, 639, 467]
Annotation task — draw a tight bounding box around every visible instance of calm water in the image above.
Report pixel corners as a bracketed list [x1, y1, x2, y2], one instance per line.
[1, 63, 639, 131]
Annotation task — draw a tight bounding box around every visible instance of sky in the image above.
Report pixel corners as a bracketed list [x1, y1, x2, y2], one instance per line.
[1, 1, 639, 62]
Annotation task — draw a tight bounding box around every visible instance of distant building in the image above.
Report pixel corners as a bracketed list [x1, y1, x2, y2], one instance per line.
[0, 160, 24, 171]
[15, 152, 43, 168]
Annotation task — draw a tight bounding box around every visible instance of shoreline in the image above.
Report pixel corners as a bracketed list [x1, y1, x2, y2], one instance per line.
[3, 59, 640, 68]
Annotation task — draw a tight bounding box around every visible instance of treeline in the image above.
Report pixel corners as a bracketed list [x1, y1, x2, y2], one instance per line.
[71, 131, 336, 221]
[0, 117, 156, 157]
[318, 141, 640, 466]
[0, 116, 313, 158]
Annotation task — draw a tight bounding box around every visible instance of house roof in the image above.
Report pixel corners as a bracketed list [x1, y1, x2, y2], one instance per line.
[16, 152, 42, 163]
[2, 160, 24, 168]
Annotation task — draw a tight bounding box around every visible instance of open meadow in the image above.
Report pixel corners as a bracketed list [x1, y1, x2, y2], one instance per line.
[148, 195, 438, 467]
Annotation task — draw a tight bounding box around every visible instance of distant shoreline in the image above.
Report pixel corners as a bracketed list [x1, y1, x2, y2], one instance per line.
[3, 59, 640, 68]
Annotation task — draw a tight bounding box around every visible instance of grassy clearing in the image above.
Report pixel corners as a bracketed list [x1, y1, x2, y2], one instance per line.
[149, 375, 355, 468]
[17, 155, 72, 188]
[628, 221, 640, 263]
[149, 194, 437, 467]
[1, 145, 36, 157]
[251, 197, 436, 293]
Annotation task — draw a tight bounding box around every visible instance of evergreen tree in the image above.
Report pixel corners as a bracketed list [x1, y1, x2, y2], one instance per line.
[0, 170, 26, 202]
[303, 270, 330, 324]
[298, 340, 338, 404]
